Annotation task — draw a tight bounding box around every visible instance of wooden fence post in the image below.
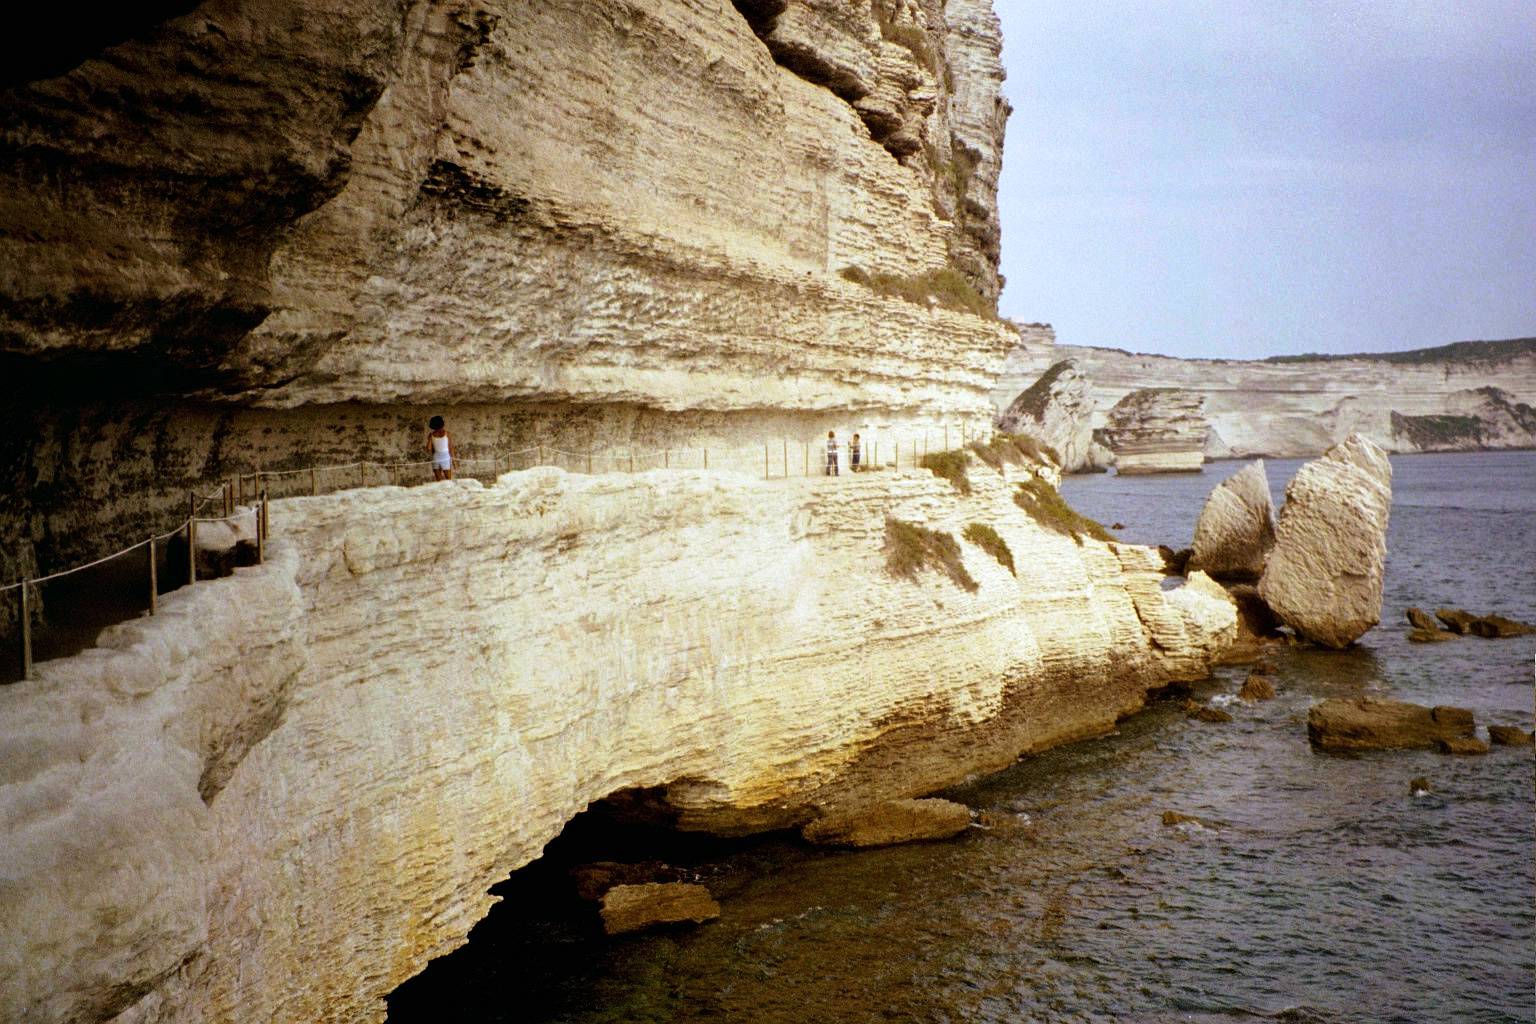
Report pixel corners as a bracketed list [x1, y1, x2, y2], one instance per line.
[804, 442, 809, 476]
[359, 463, 366, 490]
[187, 519, 197, 584]
[782, 439, 787, 478]
[702, 449, 708, 470]
[664, 450, 670, 469]
[259, 489, 269, 564]
[148, 539, 157, 615]
[587, 450, 593, 474]
[945, 425, 949, 450]
[19, 580, 33, 681]
[630, 452, 635, 473]
[311, 468, 318, 496]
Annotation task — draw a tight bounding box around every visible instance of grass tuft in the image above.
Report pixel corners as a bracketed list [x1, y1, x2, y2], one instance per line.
[962, 522, 1015, 575]
[1013, 476, 1114, 546]
[919, 449, 971, 494]
[885, 517, 978, 592]
[838, 265, 995, 320]
[968, 433, 1061, 471]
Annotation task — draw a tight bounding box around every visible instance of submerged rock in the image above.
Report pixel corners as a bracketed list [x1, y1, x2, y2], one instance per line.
[1437, 737, 1490, 756]
[801, 798, 972, 848]
[1258, 435, 1392, 648]
[1405, 607, 1441, 632]
[1307, 697, 1475, 752]
[1238, 673, 1276, 701]
[1433, 608, 1535, 638]
[1487, 725, 1534, 746]
[1408, 628, 1458, 644]
[1160, 810, 1216, 828]
[600, 883, 720, 935]
[1188, 461, 1277, 581]
[1187, 703, 1233, 723]
[1408, 776, 1432, 795]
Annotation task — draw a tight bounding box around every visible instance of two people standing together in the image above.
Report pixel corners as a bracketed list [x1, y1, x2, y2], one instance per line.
[825, 431, 862, 476]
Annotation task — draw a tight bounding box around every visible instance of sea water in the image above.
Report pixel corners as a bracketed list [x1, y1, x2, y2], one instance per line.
[389, 451, 1535, 1024]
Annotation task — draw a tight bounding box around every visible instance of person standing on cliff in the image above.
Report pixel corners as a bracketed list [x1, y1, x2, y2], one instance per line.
[849, 432, 862, 472]
[428, 416, 455, 480]
[825, 430, 839, 476]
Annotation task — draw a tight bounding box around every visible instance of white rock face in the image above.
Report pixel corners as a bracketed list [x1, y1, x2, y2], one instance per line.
[1259, 435, 1393, 648]
[995, 359, 1097, 471]
[1055, 341, 1536, 458]
[0, 465, 1234, 1024]
[1392, 386, 1536, 451]
[1100, 389, 1208, 474]
[1188, 461, 1277, 581]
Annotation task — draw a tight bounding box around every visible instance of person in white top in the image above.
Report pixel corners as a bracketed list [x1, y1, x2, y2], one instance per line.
[428, 415, 454, 480]
[825, 430, 839, 476]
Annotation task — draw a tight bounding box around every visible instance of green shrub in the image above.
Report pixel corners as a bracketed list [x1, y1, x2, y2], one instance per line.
[962, 522, 1015, 575]
[919, 449, 971, 494]
[1013, 477, 1114, 546]
[885, 517, 978, 592]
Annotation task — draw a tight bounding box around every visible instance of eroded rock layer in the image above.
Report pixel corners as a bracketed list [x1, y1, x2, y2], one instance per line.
[994, 358, 1100, 472]
[0, 465, 1235, 1024]
[1099, 388, 1208, 474]
[0, 0, 1014, 586]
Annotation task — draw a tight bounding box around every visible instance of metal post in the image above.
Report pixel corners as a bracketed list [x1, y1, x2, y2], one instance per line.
[945, 425, 949, 450]
[148, 539, 157, 614]
[311, 468, 318, 496]
[764, 443, 769, 479]
[587, 450, 593, 474]
[664, 450, 670, 469]
[359, 463, 366, 489]
[630, 452, 635, 473]
[702, 449, 708, 470]
[187, 519, 197, 584]
[389, 463, 397, 487]
[782, 439, 788, 478]
[20, 580, 33, 681]
[259, 489, 269, 564]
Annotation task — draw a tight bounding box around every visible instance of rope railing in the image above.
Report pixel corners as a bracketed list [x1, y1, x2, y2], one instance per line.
[6, 422, 989, 680]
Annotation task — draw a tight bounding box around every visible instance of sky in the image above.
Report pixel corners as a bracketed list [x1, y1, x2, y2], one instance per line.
[992, 0, 1536, 358]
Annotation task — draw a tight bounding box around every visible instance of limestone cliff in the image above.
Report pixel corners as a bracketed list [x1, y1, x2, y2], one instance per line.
[0, 0, 1014, 587]
[0, 465, 1235, 1024]
[994, 358, 1101, 472]
[1098, 388, 1207, 474]
[1055, 339, 1536, 458]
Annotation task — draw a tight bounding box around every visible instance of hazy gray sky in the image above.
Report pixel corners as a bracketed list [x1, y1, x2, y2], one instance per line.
[993, 0, 1536, 358]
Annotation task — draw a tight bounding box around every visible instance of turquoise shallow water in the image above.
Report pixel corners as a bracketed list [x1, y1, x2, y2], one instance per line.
[389, 451, 1535, 1024]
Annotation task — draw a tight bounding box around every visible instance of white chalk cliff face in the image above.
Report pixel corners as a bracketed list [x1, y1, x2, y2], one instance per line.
[994, 358, 1099, 470]
[0, 465, 1236, 1024]
[1259, 435, 1393, 649]
[1057, 340, 1536, 458]
[0, 0, 1015, 587]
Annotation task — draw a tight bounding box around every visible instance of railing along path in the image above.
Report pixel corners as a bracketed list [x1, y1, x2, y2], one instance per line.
[5, 423, 983, 680]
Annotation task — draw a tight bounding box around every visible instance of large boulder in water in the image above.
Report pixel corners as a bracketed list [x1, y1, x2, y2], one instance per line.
[1188, 461, 1277, 581]
[1307, 698, 1474, 752]
[1258, 435, 1392, 648]
[995, 359, 1096, 472]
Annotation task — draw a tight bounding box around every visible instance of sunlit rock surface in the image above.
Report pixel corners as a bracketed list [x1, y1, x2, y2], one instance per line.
[0, 464, 1235, 1024]
[1259, 435, 1393, 648]
[1099, 389, 1208, 474]
[1188, 461, 1277, 581]
[994, 359, 1097, 471]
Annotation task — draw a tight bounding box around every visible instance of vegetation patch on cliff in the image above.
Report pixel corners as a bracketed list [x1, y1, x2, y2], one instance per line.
[838, 266, 994, 320]
[1390, 412, 1482, 449]
[918, 449, 971, 494]
[1013, 477, 1114, 546]
[885, 517, 977, 592]
[962, 523, 1015, 575]
[968, 433, 1060, 471]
